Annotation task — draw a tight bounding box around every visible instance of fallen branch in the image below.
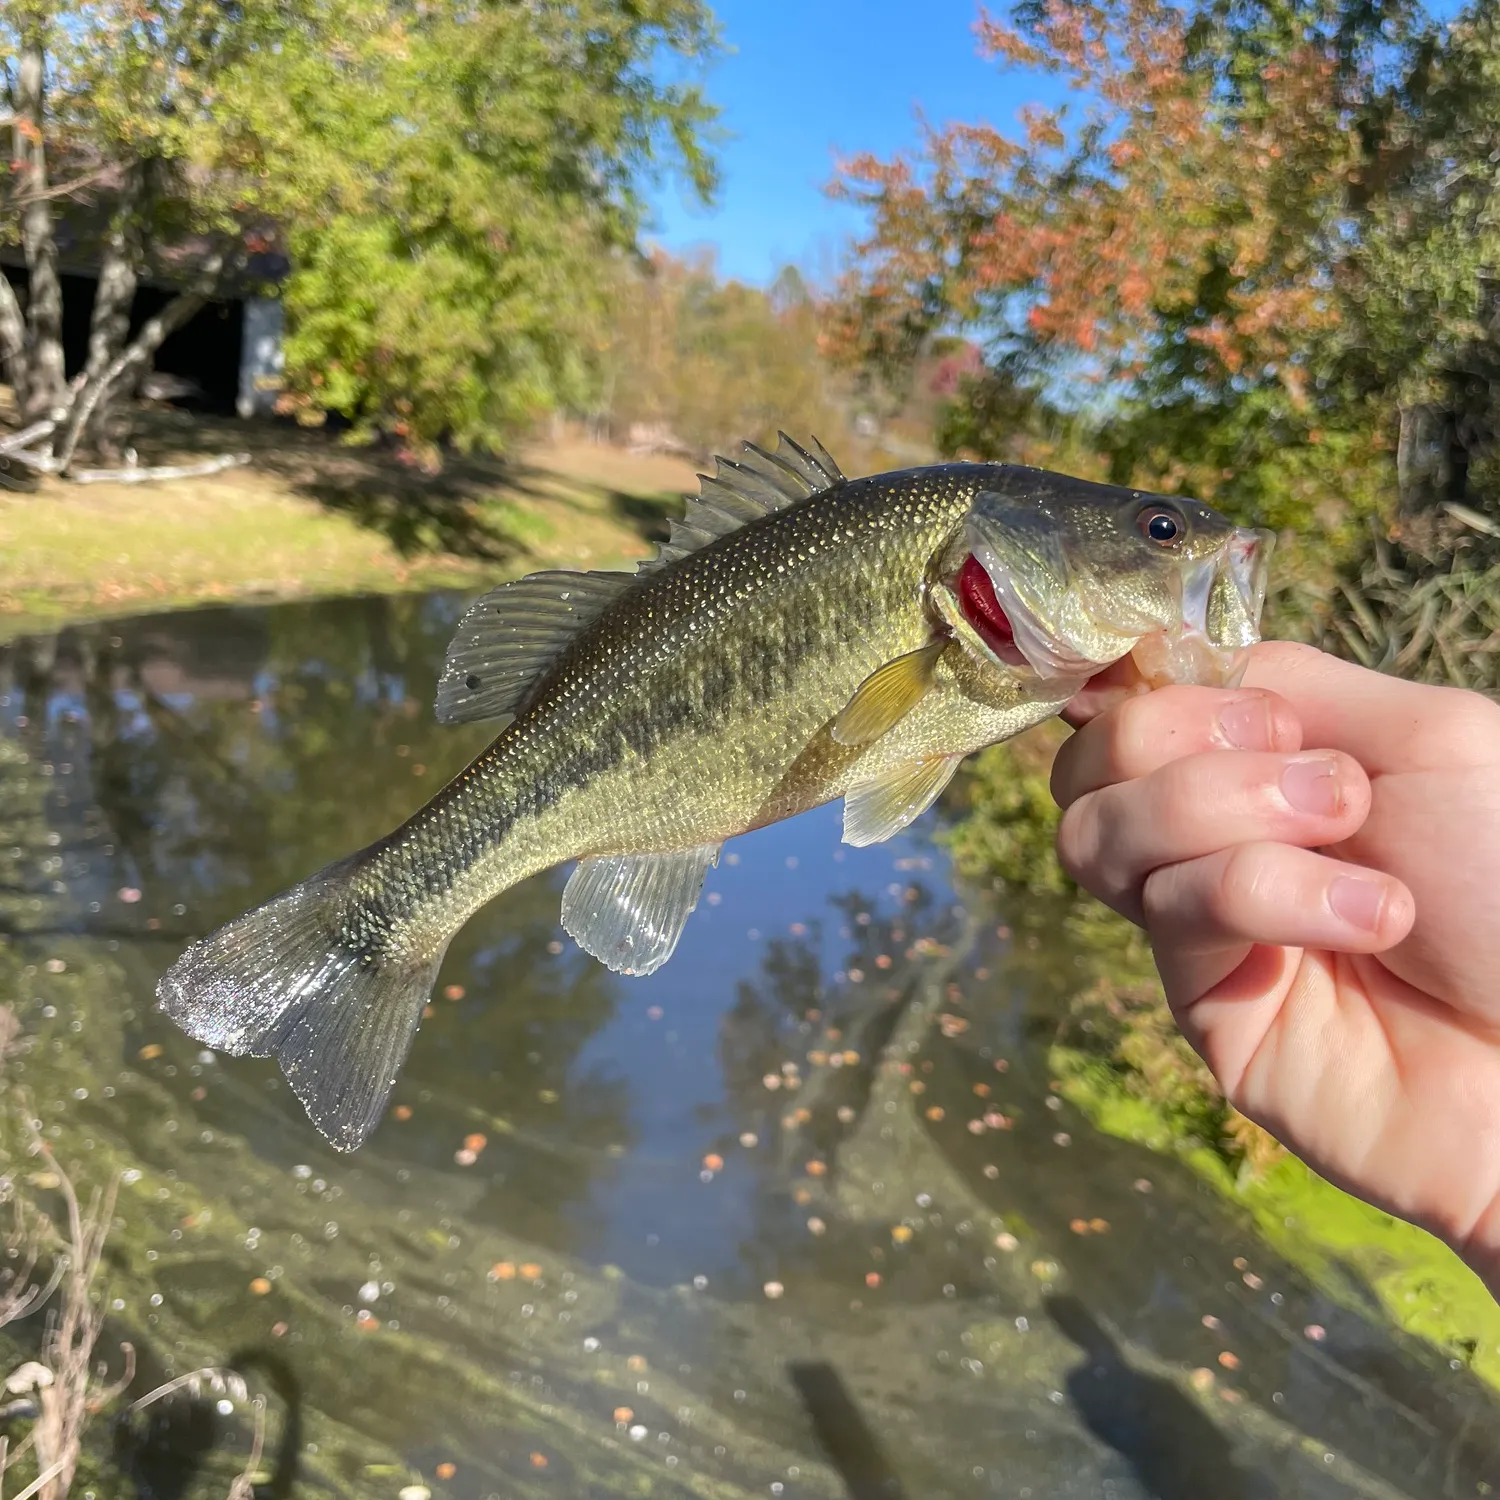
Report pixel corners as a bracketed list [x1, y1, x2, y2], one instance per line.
[69, 452, 251, 485]
[0, 450, 60, 483]
[0, 420, 56, 456]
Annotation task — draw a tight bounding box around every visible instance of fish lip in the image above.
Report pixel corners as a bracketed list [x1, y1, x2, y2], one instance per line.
[1230, 526, 1275, 623]
[1129, 523, 1276, 687]
[965, 523, 1104, 681]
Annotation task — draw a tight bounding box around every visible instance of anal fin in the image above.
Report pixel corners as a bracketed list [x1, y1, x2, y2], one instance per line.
[843, 755, 964, 848]
[831, 641, 945, 747]
[561, 845, 720, 976]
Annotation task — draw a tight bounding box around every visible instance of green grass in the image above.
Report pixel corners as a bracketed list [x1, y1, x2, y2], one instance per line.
[0, 412, 695, 637]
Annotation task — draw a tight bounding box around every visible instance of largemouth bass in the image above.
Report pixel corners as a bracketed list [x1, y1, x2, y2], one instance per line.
[158, 437, 1272, 1150]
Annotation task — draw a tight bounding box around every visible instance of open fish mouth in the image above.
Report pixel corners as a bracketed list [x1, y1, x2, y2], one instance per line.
[958, 522, 1276, 686]
[959, 534, 1128, 680]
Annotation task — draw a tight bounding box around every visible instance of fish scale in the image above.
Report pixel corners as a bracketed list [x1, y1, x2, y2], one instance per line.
[157, 438, 1270, 1151]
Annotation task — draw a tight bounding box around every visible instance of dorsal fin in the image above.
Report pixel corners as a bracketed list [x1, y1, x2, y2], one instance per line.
[637, 432, 846, 576]
[435, 569, 633, 724]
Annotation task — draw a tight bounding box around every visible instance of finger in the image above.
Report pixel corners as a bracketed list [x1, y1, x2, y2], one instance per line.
[1141, 842, 1415, 1004]
[1058, 749, 1370, 923]
[1051, 685, 1302, 808]
[1243, 641, 1500, 774]
[1061, 654, 1148, 727]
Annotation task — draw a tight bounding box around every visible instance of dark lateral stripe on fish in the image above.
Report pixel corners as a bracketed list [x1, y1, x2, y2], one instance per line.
[156, 445, 1271, 1153]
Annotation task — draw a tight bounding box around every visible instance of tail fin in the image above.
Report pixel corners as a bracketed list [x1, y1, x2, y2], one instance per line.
[155, 857, 446, 1152]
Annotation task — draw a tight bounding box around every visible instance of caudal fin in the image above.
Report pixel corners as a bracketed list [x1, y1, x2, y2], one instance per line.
[155, 857, 446, 1152]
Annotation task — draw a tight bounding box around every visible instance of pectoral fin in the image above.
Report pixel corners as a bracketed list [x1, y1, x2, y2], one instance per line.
[561, 845, 721, 976]
[842, 755, 964, 848]
[831, 640, 945, 747]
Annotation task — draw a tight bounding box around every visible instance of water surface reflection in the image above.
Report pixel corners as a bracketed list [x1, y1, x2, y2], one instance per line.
[0, 595, 1495, 1498]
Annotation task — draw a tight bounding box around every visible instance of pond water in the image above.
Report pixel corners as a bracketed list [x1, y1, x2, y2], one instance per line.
[0, 592, 1497, 1499]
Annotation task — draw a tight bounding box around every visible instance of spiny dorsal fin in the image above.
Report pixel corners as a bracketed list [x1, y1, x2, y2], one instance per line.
[638, 432, 847, 576]
[435, 569, 633, 725]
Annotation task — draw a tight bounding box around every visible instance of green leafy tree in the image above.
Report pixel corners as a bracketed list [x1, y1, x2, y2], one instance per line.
[827, 0, 1500, 531]
[1, 0, 718, 477]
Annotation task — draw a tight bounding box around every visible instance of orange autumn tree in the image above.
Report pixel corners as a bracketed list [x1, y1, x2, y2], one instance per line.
[826, 0, 1415, 530]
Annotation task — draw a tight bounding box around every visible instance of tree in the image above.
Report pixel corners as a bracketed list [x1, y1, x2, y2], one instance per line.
[590, 247, 844, 458]
[0, 0, 719, 479]
[1341, 3, 1500, 509]
[826, 0, 1499, 529]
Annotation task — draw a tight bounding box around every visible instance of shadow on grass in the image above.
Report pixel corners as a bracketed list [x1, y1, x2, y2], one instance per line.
[74, 406, 692, 563]
[607, 486, 682, 542]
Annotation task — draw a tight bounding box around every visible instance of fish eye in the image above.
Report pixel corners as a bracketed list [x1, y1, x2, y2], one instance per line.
[1138, 505, 1184, 547]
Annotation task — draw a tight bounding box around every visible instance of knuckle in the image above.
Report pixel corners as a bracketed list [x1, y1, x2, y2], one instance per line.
[1206, 845, 1268, 928]
[1049, 733, 1087, 807]
[1139, 864, 1179, 928]
[1104, 690, 1162, 778]
[1056, 797, 1102, 884]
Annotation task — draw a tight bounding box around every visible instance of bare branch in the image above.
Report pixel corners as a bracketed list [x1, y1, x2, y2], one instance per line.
[70, 451, 251, 484]
[87, 1342, 136, 1411]
[0, 419, 57, 456]
[0, 267, 28, 407]
[25, 1127, 124, 1500]
[7, 1458, 69, 1500]
[55, 250, 227, 471]
[0, 449, 60, 481]
[0, 163, 115, 210]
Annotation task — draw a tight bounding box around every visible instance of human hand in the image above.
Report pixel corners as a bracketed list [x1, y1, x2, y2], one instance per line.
[1051, 641, 1500, 1289]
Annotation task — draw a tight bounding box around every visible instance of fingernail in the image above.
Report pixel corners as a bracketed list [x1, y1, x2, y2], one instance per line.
[1218, 696, 1270, 749]
[1330, 876, 1385, 932]
[1281, 756, 1341, 816]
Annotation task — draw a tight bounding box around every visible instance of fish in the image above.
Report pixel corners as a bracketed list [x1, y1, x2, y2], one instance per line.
[157, 436, 1272, 1150]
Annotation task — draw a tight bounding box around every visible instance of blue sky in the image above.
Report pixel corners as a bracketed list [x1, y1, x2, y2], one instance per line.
[645, 0, 1066, 288]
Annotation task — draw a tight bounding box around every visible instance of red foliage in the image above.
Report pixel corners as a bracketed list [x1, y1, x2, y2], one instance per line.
[828, 0, 1361, 402]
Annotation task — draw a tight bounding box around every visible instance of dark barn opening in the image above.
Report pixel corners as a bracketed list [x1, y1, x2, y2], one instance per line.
[3, 264, 249, 415]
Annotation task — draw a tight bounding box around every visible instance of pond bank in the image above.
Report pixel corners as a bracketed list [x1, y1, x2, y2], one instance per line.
[0, 411, 696, 639]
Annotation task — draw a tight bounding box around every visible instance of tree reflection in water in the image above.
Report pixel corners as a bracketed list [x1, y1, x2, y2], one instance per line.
[0, 599, 1498, 1497]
